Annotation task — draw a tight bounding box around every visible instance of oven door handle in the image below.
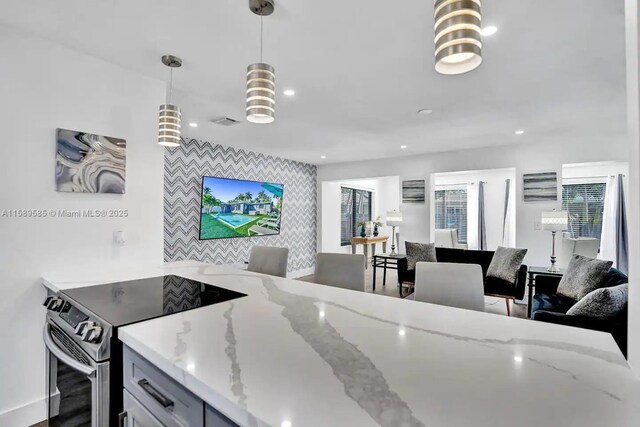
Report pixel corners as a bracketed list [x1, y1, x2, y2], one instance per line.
[43, 324, 96, 377]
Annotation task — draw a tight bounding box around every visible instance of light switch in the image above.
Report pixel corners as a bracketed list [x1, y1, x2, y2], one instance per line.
[113, 230, 125, 246]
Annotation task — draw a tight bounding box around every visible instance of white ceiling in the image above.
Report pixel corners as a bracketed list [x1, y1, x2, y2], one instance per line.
[1, 0, 627, 165]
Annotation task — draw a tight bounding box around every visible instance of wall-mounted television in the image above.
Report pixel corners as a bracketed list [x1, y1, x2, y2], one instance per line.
[199, 176, 284, 240]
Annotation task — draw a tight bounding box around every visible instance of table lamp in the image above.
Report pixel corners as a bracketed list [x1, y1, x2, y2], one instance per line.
[541, 210, 568, 272]
[386, 210, 403, 256]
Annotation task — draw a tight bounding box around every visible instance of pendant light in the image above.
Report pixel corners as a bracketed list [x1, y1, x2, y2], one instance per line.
[246, 0, 276, 124]
[434, 0, 482, 75]
[158, 55, 183, 147]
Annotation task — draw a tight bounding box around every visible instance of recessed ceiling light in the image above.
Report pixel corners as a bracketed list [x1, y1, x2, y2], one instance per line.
[283, 89, 296, 97]
[188, 122, 198, 128]
[320, 155, 326, 159]
[319, 310, 325, 318]
[513, 355, 523, 363]
[417, 109, 433, 116]
[398, 328, 406, 336]
[515, 130, 525, 135]
[481, 26, 498, 36]
[281, 421, 292, 427]
[400, 145, 407, 149]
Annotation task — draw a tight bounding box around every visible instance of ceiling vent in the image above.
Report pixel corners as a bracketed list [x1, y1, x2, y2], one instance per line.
[210, 117, 241, 127]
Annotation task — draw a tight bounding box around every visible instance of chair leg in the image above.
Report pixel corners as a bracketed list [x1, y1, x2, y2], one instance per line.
[505, 298, 511, 317]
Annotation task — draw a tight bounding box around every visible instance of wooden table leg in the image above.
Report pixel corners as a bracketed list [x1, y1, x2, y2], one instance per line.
[351, 243, 356, 255]
[371, 243, 376, 258]
[363, 244, 369, 269]
[383, 241, 387, 253]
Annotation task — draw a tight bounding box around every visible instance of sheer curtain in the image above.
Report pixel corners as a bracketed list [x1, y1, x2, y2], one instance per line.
[599, 174, 629, 273]
[478, 181, 487, 250]
[600, 175, 617, 264]
[502, 179, 515, 247]
[467, 183, 478, 250]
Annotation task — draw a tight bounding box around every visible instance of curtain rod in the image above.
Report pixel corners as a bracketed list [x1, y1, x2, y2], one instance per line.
[435, 181, 486, 187]
[563, 174, 626, 180]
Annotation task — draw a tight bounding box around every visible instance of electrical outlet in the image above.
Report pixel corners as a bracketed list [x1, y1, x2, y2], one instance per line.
[534, 221, 542, 231]
[113, 230, 126, 246]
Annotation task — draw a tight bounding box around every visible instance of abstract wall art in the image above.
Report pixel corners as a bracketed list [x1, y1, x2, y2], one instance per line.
[55, 128, 126, 194]
[402, 179, 426, 203]
[522, 171, 558, 202]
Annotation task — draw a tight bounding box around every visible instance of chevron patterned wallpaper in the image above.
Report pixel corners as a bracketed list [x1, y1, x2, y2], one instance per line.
[164, 138, 317, 273]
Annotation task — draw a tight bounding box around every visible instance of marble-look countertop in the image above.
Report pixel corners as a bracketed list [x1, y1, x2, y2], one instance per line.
[43, 262, 640, 427]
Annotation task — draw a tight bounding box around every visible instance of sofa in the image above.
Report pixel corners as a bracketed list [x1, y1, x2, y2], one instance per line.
[398, 247, 528, 305]
[531, 268, 628, 357]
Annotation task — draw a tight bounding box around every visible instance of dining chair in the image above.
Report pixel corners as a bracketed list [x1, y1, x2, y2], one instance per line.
[247, 246, 289, 278]
[314, 253, 366, 291]
[414, 262, 485, 312]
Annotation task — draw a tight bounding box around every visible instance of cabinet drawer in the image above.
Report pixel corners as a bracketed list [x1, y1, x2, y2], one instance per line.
[123, 389, 164, 427]
[123, 346, 204, 427]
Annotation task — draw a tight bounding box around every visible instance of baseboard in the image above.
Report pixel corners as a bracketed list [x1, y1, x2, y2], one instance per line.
[0, 394, 52, 427]
[288, 267, 314, 279]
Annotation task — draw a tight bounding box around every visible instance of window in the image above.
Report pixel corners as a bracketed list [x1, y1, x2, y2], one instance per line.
[341, 187, 372, 246]
[562, 182, 606, 239]
[434, 188, 467, 244]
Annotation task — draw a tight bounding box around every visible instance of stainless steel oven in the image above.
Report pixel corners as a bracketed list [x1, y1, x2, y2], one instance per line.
[44, 318, 110, 427]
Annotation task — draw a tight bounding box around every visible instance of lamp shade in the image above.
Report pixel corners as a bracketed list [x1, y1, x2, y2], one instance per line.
[386, 210, 403, 227]
[541, 211, 568, 232]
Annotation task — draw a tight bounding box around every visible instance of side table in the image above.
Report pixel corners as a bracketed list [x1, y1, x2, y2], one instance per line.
[527, 266, 565, 318]
[372, 254, 406, 292]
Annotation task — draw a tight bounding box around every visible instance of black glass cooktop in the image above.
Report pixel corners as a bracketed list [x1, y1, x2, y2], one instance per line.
[61, 275, 246, 327]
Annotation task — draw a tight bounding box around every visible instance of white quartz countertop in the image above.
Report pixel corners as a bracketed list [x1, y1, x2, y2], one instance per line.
[43, 262, 640, 427]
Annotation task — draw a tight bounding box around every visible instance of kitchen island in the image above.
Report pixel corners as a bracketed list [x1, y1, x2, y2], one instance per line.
[44, 261, 640, 427]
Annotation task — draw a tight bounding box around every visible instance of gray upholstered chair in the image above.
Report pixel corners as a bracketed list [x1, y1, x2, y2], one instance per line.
[314, 253, 366, 292]
[247, 246, 289, 278]
[414, 262, 485, 312]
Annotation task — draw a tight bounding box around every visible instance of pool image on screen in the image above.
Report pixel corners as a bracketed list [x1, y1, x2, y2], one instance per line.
[199, 177, 284, 240]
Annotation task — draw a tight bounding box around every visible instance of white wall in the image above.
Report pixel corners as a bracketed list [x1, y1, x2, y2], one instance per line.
[625, 0, 640, 372]
[317, 136, 628, 269]
[432, 168, 516, 251]
[320, 176, 400, 254]
[0, 26, 165, 425]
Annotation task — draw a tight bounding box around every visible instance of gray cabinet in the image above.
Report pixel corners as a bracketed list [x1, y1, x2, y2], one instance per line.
[123, 345, 239, 427]
[205, 404, 239, 427]
[123, 389, 164, 427]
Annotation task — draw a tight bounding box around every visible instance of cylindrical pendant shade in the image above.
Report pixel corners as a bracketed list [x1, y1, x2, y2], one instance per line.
[158, 104, 181, 147]
[246, 63, 275, 124]
[434, 0, 482, 75]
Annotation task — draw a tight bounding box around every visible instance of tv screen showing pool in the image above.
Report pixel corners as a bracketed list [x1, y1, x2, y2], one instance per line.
[199, 176, 284, 240]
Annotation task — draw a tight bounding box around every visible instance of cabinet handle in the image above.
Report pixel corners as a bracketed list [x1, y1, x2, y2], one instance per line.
[118, 411, 127, 427]
[138, 379, 175, 409]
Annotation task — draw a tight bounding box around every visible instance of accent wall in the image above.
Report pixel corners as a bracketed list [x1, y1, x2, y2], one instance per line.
[164, 138, 317, 275]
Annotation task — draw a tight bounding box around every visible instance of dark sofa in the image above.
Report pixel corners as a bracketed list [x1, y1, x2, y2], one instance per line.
[531, 268, 628, 357]
[398, 247, 528, 303]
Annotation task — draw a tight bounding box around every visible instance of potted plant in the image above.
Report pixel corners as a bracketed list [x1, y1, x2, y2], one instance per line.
[373, 217, 382, 236]
[356, 220, 367, 237]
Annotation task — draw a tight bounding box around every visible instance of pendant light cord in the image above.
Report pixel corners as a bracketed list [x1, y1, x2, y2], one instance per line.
[169, 67, 174, 104]
[260, 14, 264, 63]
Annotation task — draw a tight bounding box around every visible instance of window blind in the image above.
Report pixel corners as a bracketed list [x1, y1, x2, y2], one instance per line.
[561, 183, 606, 240]
[434, 188, 468, 244]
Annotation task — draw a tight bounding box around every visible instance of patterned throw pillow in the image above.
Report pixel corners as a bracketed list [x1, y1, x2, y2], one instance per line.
[405, 242, 437, 270]
[556, 255, 613, 301]
[486, 247, 528, 285]
[566, 284, 628, 319]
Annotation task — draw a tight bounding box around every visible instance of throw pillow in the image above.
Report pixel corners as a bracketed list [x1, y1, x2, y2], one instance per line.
[556, 255, 613, 301]
[566, 284, 628, 319]
[405, 241, 437, 270]
[486, 247, 528, 285]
